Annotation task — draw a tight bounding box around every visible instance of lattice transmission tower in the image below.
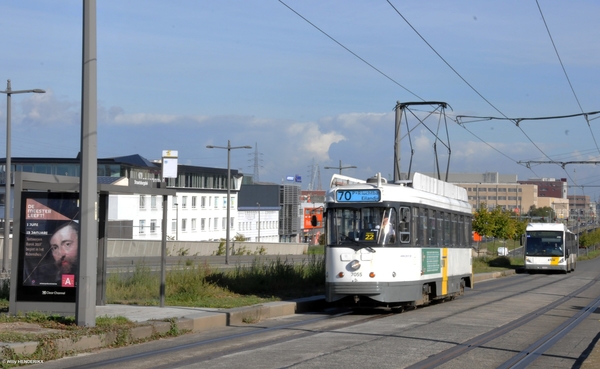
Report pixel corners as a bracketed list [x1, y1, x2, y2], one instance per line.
[250, 143, 263, 182]
[307, 159, 322, 191]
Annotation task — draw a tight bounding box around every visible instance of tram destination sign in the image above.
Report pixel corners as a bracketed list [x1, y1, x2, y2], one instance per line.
[336, 189, 381, 202]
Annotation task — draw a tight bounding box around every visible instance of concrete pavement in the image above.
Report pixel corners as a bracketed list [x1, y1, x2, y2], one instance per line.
[1, 269, 598, 367]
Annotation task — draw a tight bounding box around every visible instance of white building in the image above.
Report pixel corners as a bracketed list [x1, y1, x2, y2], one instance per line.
[0, 154, 249, 242]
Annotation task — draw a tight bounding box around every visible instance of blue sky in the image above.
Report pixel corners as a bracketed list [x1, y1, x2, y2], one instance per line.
[1, 1, 600, 198]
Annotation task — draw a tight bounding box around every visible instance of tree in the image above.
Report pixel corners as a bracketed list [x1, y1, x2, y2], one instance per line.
[472, 203, 494, 238]
[528, 205, 553, 219]
[473, 204, 528, 249]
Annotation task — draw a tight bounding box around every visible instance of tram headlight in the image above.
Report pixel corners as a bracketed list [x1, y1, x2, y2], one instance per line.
[349, 259, 361, 270]
[526, 257, 532, 263]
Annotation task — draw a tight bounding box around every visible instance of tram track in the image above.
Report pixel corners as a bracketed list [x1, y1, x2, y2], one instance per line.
[62, 310, 395, 369]
[498, 293, 600, 369]
[143, 272, 598, 369]
[40, 266, 600, 369]
[404, 274, 600, 369]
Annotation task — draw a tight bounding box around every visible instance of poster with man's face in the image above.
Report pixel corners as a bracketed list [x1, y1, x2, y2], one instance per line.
[17, 192, 79, 302]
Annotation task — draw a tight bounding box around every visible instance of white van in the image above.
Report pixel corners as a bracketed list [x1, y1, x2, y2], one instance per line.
[497, 247, 508, 256]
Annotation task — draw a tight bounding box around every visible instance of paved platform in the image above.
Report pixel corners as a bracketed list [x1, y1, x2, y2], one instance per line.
[95, 304, 222, 323]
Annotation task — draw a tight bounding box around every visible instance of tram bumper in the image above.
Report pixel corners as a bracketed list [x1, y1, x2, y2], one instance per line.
[326, 281, 423, 304]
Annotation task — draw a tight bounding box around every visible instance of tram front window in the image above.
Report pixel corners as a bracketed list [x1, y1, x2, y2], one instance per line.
[525, 231, 564, 256]
[327, 207, 397, 246]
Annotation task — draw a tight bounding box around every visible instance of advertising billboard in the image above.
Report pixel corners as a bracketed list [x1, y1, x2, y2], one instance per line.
[17, 192, 79, 302]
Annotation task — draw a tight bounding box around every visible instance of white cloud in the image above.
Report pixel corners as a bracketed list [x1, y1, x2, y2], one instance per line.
[288, 122, 345, 162]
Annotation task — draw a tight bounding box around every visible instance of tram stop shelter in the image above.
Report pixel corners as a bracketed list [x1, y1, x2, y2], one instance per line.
[8, 171, 175, 316]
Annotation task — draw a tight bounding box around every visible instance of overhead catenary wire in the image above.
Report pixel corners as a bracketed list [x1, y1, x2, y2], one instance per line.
[278, 0, 424, 101]
[535, 0, 600, 155]
[385, 0, 582, 184]
[282, 0, 592, 189]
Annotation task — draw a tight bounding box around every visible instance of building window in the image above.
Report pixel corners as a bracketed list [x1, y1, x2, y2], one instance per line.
[201, 218, 206, 231]
[139, 219, 146, 234]
[182, 219, 187, 232]
[192, 196, 197, 209]
[214, 197, 219, 209]
[201, 196, 206, 209]
[173, 197, 178, 209]
[151, 196, 157, 209]
[214, 217, 218, 230]
[171, 219, 177, 233]
[182, 196, 188, 209]
[192, 218, 197, 231]
[139, 195, 146, 209]
[150, 219, 157, 233]
[222, 218, 226, 230]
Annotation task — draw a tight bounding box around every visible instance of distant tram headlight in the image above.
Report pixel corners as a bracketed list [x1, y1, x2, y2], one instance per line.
[350, 259, 361, 270]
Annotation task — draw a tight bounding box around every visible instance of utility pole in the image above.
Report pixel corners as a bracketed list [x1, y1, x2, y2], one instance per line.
[324, 160, 356, 175]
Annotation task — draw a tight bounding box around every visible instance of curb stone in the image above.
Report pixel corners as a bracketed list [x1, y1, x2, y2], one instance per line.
[0, 296, 325, 359]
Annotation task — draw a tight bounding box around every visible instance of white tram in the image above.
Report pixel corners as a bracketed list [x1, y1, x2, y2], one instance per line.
[524, 223, 577, 273]
[322, 172, 474, 308]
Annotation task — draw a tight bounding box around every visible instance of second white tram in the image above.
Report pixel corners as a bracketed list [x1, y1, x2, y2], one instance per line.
[322, 172, 474, 308]
[524, 223, 577, 273]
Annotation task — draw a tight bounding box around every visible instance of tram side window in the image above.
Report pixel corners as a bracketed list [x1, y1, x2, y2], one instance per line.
[417, 207, 427, 247]
[398, 207, 410, 243]
[437, 212, 444, 247]
[457, 215, 464, 246]
[467, 217, 473, 248]
[443, 212, 451, 247]
[428, 210, 436, 246]
[378, 208, 397, 245]
[451, 213, 458, 246]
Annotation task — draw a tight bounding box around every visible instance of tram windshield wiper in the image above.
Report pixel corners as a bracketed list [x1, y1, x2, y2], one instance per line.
[341, 234, 361, 246]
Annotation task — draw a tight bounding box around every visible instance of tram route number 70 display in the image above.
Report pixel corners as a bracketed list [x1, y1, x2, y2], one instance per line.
[336, 189, 381, 202]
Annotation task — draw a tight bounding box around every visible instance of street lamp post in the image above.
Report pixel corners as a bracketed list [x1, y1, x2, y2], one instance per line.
[324, 159, 357, 175]
[0, 80, 45, 274]
[207, 140, 251, 264]
[257, 202, 261, 242]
